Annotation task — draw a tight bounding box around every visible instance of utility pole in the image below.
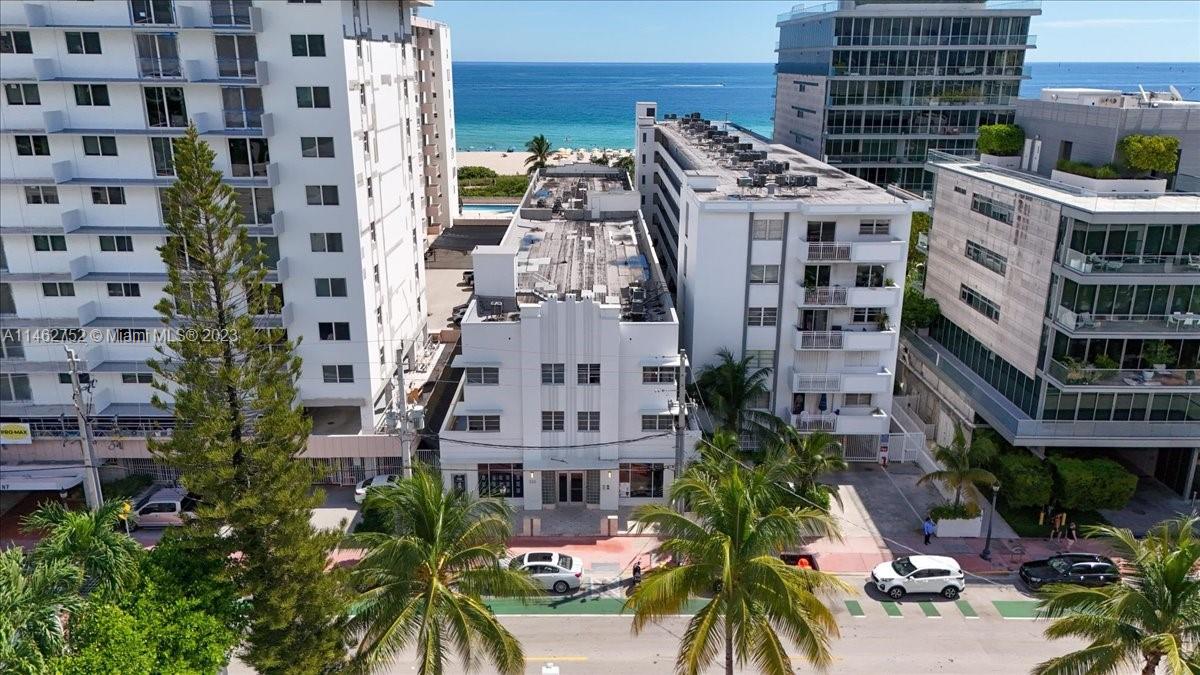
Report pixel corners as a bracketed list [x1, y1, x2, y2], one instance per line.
[673, 349, 689, 508]
[65, 347, 103, 511]
[393, 342, 412, 478]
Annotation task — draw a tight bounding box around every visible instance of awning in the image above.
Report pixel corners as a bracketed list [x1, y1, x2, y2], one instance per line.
[0, 464, 85, 492]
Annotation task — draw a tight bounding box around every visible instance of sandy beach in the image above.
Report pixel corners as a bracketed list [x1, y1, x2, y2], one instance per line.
[457, 148, 633, 175]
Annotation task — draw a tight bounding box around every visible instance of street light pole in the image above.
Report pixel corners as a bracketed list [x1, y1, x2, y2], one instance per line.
[980, 481, 1001, 561]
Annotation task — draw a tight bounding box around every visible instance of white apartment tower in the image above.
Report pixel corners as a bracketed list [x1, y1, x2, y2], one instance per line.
[439, 165, 699, 511]
[0, 0, 456, 483]
[636, 103, 927, 459]
[412, 14, 457, 235]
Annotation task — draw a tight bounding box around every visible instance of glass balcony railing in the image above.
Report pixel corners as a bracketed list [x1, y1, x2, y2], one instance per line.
[830, 34, 1036, 47]
[217, 57, 257, 79]
[827, 95, 1017, 107]
[1046, 359, 1199, 388]
[223, 108, 264, 129]
[830, 64, 1028, 77]
[138, 57, 182, 78]
[1053, 306, 1200, 333]
[1061, 249, 1200, 275]
[825, 126, 977, 137]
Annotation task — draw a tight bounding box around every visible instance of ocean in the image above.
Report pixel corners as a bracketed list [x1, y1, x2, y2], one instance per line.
[450, 61, 1200, 151]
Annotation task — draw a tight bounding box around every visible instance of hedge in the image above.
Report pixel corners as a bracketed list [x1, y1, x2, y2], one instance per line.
[1056, 159, 1121, 179]
[977, 124, 1025, 157]
[458, 165, 498, 180]
[995, 453, 1052, 509]
[931, 501, 981, 521]
[1049, 456, 1137, 511]
[1117, 134, 1180, 174]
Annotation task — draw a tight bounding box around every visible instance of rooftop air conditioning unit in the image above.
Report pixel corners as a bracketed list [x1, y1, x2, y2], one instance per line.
[736, 176, 754, 187]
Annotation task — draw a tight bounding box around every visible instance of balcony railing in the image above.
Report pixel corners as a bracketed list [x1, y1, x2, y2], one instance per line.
[804, 242, 851, 261]
[801, 286, 848, 306]
[1062, 250, 1200, 275]
[211, 5, 252, 27]
[223, 108, 264, 129]
[1054, 306, 1200, 333]
[825, 125, 977, 137]
[828, 95, 1017, 108]
[797, 330, 845, 350]
[831, 65, 1028, 77]
[1046, 359, 1199, 388]
[778, 0, 1040, 24]
[216, 57, 257, 79]
[792, 411, 837, 431]
[829, 34, 1036, 48]
[138, 57, 182, 78]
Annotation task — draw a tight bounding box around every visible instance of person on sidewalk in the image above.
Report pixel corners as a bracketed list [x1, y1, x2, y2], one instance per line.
[631, 560, 643, 588]
[1065, 522, 1078, 550]
[922, 516, 935, 545]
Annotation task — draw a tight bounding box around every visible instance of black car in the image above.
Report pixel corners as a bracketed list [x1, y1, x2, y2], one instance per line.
[1019, 553, 1120, 590]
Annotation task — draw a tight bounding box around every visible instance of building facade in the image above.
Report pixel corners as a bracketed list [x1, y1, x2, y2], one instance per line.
[412, 14, 458, 235]
[439, 164, 698, 511]
[1013, 87, 1200, 190]
[636, 102, 927, 459]
[773, 0, 1039, 191]
[901, 152, 1200, 495]
[0, 0, 455, 483]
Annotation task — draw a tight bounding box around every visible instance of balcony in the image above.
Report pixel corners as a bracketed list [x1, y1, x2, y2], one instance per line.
[827, 95, 1018, 109]
[796, 240, 905, 264]
[1060, 250, 1200, 278]
[794, 327, 897, 351]
[829, 65, 1029, 78]
[137, 56, 183, 79]
[1053, 306, 1200, 335]
[792, 367, 891, 393]
[791, 409, 889, 434]
[798, 286, 847, 306]
[1045, 359, 1199, 390]
[847, 285, 900, 307]
[216, 58, 257, 80]
[829, 34, 1037, 48]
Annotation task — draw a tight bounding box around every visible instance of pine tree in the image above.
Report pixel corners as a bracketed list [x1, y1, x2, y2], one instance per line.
[149, 126, 348, 674]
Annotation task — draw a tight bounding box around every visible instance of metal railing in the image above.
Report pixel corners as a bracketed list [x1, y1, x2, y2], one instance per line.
[1061, 249, 1200, 275]
[137, 57, 182, 78]
[797, 330, 844, 350]
[803, 242, 852, 261]
[793, 412, 837, 431]
[1054, 306, 1200, 333]
[223, 108, 264, 129]
[828, 95, 1016, 107]
[802, 286, 848, 305]
[829, 34, 1036, 47]
[831, 65, 1028, 77]
[217, 57, 257, 78]
[779, 0, 1040, 22]
[826, 125, 978, 137]
[1046, 359, 1198, 388]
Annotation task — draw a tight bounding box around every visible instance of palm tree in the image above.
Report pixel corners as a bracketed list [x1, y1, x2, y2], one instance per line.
[626, 463, 847, 675]
[767, 428, 846, 508]
[347, 468, 540, 674]
[523, 134, 552, 174]
[693, 348, 779, 443]
[1033, 516, 1200, 675]
[21, 499, 142, 596]
[0, 548, 83, 674]
[613, 154, 635, 177]
[916, 423, 996, 508]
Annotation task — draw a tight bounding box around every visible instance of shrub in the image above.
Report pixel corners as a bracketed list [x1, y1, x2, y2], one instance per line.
[457, 165, 498, 180]
[1141, 340, 1176, 367]
[1117, 134, 1180, 175]
[101, 474, 154, 501]
[977, 123, 1025, 157]
[930, 501, 981, 521]
[995, 453, 1052, 509]
[1049, 456, 1138, 511]
[459, 174, 530, 198]
[1056, 159, 1122, 179]
[901, 284, 940, 329]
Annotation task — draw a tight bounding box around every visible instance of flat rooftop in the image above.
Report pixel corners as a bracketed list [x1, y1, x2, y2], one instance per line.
[654, 116, 907, 206]
[928, 155, 1200, 214]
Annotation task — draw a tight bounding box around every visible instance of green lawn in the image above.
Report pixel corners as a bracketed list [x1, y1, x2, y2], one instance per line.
[460, 175, 530, 198]
[997, 502, 1110, 538]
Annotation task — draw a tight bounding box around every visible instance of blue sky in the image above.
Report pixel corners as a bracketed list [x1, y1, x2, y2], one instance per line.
[424, 0, 1200, 63]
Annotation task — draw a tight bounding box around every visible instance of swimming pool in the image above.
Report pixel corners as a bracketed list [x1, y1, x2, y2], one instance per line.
[461, 203, 517, 216]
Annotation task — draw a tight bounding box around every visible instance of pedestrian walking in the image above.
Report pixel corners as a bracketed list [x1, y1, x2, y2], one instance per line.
[922, 516, 935, 545]
[1065, 522, 1078, 550]
[631, 560, 643, 587]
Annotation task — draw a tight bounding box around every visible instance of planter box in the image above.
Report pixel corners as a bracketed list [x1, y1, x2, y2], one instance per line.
[935, 516, 983, 538]
[980, 153, 1021, 169]
[1050, 170, 1167, 194]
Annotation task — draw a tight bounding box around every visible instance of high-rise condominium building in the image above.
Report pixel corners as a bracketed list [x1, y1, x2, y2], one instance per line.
[0, 0, 456, 483]
[773, 0, 1040, 191]
[901, 153, 1200, 496]
[439, 164, 698, 511]
[635, 103, 927, 460]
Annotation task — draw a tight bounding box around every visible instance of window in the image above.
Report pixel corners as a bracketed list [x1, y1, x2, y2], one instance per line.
[300, 136, 334, 158]
[855, 265, 886, 287]
[844, 393, 872, 406]
[749, 264, 780, 284]
[211, 0, 252, 26]
[577, 363, 601, 385]
[465, 367, 499, 385]
[232, 187, 273, 224]
[222, 85, 263, 128]
[959, 284, 1001, 322]
[620, 463, 665, 498]
[131, 0, 175, 24]
[65, 31, 102, 54]
[309, 232, 343, 252]
[314, 278, 347, 297]
[964, 240, 1007, 276]
[14, 135, 49, 156]
[641, 414, 674, 431]
[228, 138, 269, 177]
[107, 282, 140, 297]
[852, 307, 884, 324]
[477, 463, 521, 495]
[91, 187, 125, 205]
[57, 372, 91, 385]
[317, 321, 350, 341]
[144, 87, 187, 127]
[322, 364, 354, 383]
[466, 416, 501, 433]
[42, 282, 76, 297]
[296, 86, 331, 108]
[745, 349, 775, 369]
[747, 307, 778, 326]
[82, 135, 117, 156]
[0, 283, 14, 314]
[953, 185, 967, 195]
[150, 137, 179, 176]
[0, 331, 23, 359]
[24, 186, 59, 204]
[121, 372, 154, 384]
[290, 34, 326, 57]
[305, 185, 339, 205]
[541, 410, 564, 431]
[642, 366, 676, 384]
[577, 411, 600, 432]
[33, 235, 66, 251]
[541, 363, 564, 384]
[751, 216, 786, 240]
[98, 235, 133, 252]
[0, 374, 32, 401]
[5, 83, 40, 105]
[970, 193, 1013, 225]
[859, 219, 890, 236]
[0, 31, 33, 54]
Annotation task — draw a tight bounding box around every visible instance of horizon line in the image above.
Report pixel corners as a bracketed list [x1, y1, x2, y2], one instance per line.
[450, 59, 1200, 65]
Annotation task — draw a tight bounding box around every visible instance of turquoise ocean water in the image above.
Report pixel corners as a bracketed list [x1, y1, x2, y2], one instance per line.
[451, 61, 1200, 151]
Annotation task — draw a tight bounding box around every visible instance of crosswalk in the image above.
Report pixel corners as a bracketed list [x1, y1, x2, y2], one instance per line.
[840, 598, 1041, 621]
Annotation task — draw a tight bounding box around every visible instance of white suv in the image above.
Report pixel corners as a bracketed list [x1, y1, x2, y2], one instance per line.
[870, 555, 965, 600]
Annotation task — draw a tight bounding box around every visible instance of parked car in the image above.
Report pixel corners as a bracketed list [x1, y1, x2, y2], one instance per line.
[1019, 553, 1121, 590]
[507, 551, 584, 593]
[131, 487, 198, 529]
[354, 474, 399, 504]
[870, 555, 965, 600]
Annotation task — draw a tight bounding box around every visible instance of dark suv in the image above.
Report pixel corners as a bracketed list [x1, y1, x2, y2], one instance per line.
[1018, 553, 1120, 590]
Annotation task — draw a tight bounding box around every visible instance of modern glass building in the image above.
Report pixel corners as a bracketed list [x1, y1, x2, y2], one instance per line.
[773, 0, 1040, 191]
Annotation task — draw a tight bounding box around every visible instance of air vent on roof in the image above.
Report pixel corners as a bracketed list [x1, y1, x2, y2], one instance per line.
[737, 176, 754, 188]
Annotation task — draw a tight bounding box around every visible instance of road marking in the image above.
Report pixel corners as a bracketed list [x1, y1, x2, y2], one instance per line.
[844, 600, 866, 618]
[992, 600, 1042, 620]
[881, 601, 902, 618]
[918, 601, 941, 618]
[955, 600, 979, 619]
